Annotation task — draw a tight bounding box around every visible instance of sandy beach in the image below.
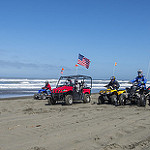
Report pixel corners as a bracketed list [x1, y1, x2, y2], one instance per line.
[0, 94, 150, 150]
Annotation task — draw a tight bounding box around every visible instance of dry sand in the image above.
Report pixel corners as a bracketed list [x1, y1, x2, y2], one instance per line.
[0, 94, 150, 150]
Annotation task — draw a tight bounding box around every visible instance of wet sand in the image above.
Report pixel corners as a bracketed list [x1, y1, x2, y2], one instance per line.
[0, 94, 150, 150]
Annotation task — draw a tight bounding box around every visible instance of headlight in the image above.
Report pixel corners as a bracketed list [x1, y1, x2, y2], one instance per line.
[107, 92, 111, 94]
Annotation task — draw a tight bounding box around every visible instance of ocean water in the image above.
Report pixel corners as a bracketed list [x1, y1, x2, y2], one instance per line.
[0, 78, 150, 98]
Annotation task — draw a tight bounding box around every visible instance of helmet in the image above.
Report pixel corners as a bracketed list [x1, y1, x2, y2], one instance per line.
[137, 69, 143, 77]
[75, 79, 78, 84]
[45, 81, 49, 84]
[110, 76, 116, 80]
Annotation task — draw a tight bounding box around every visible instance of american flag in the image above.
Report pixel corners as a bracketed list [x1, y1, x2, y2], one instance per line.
[77, 54, 91, 69]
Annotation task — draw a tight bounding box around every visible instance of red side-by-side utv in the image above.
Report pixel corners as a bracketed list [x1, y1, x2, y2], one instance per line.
[47, 75, 92, 105]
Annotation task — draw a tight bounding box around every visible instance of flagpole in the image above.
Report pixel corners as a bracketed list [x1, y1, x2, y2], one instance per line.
[113, 62, 117, 76]
[75, 64, 78, 75]
[76, 66, 78, 75]
[61, 68, 64, 75]
[113, 66, 115, 76]
[147, 60, 150, 80]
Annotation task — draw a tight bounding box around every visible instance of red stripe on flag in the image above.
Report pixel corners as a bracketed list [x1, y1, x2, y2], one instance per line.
[77, 57, 91, 69]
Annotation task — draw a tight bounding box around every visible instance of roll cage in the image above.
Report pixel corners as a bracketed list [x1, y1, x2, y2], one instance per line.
[56, 75, 92, 89]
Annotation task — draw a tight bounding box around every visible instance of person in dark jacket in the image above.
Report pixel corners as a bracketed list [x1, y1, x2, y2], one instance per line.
[107, 76, 120, 90]
[130, 69, 147, 89]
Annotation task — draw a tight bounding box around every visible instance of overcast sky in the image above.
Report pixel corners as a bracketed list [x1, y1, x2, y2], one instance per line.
[0, 0, 150, 80]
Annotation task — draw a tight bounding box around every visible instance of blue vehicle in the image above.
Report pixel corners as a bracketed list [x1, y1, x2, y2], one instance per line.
[34, 88, 51, 100]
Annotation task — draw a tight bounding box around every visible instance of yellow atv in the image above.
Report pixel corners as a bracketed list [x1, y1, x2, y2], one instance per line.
[98, 87, 126, 106]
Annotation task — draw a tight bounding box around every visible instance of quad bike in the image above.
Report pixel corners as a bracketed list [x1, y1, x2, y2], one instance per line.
[34, 88, 51, 100]
[98, 86, 126, 106]
[145, 86, 150, 106]
[119, 83, 147, 107]
[47, 75, 92, 105]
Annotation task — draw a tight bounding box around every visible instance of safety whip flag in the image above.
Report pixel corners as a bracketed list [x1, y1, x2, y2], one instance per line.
[75, 64, 79, 67]
[77, 54, 91, 69]
[61, 68, 64, 74]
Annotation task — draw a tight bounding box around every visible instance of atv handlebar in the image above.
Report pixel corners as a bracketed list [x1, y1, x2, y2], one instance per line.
[104, 85, 114, 90]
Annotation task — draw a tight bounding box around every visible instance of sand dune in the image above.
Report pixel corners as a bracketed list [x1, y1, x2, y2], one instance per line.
[0, 94, 150, 150]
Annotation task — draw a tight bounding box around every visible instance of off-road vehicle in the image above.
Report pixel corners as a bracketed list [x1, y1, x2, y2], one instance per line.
[119, 83, 147, 107]
[34, 88, 51, 100]
[146, 86, 150, 106]
[98, 86, 126, 106]
[47, 75, 92, 105]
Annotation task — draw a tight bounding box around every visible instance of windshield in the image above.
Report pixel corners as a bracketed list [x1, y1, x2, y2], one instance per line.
[56, 76, 92, 88]
[57, 79, 74, 87]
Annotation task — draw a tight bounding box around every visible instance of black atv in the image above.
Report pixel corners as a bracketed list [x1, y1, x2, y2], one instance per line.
[145, 86, 150, 106]
[119, 83, 146, 107]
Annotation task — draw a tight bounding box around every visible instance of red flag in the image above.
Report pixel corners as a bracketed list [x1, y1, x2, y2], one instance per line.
[75, 64, 79, 67]
[61, 68, 64, 74]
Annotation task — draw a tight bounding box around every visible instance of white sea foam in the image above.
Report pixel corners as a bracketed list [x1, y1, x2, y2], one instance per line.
[0, 79, 150, 89]
[0, 78, 150, 98]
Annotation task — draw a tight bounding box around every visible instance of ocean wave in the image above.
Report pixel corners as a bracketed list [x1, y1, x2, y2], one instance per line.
[0, 78, 150, 98]
[0, 79, 150, 89]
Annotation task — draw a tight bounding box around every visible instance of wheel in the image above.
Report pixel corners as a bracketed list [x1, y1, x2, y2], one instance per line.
[139, 95, 146, 107]
[33, 94, 39, 99]
[41, 94, 47, 100]
[111, 95, 118, 106]
[65, 95, 73, 105]
[98, 95, 105, 104]
[148, 96, 150, 106]
[48, 97, 56, 105]
[38, 94, 42, 100]
[83, 94, 91, 103]
[147, 95, 150, 106]
[131, 100, 136, 105]
[119, 94, 126, 105]
[137, 98, 141, 106]
[48, 97, 52, 105]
